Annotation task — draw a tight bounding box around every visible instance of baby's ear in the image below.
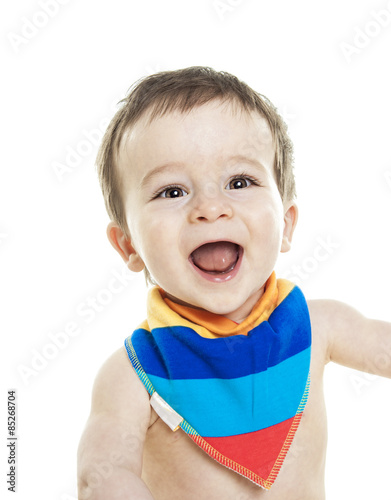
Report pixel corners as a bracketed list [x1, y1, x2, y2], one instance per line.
[106, 222, 145, 272]
[281, 202, 298, 253]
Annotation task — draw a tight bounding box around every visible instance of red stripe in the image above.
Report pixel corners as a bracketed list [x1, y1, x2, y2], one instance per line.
[202, 416, 296, 480]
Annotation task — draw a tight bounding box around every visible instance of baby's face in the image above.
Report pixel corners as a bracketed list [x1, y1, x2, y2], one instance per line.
[117, 100, 296, 322]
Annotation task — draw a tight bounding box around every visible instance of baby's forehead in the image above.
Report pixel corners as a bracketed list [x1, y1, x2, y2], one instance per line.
[116, 102, 276, 193]
[119, 100, 274, 155]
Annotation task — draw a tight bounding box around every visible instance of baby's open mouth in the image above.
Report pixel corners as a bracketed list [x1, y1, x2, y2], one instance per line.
[190, 241, 241, 275]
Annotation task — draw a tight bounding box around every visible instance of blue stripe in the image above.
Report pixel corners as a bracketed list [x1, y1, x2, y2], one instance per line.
[147, 347, 310, 437]
[130, 286, 311, 380]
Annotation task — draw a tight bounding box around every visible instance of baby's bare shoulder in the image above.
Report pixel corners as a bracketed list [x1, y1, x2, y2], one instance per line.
[305, 298, 349, 366]
[91, 346, 150, 418]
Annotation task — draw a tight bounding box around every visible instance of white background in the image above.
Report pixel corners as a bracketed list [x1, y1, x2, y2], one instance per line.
[1, 0, 391, 498]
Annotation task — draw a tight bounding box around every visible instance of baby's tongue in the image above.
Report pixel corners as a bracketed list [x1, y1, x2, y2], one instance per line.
[191, 242, 238, 273]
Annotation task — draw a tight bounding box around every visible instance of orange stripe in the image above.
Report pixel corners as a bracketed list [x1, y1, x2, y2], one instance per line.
[162, 272, 280, 336]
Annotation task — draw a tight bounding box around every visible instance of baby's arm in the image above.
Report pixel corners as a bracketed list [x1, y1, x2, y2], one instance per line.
[77, 347, 155, 500]
[309, 299, 391, 377]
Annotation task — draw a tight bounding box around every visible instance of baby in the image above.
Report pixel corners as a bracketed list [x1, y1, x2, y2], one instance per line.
[77, 66, 391, 499]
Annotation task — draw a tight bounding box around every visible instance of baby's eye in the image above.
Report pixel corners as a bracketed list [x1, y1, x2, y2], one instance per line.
[226, 177, 253, 190]
[159, 186, 187, 198]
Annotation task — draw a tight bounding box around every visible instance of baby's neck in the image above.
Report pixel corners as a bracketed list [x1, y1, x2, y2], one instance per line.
[161, 273, 278, 336]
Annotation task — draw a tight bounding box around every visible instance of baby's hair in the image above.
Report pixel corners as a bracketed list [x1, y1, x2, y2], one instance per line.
[96, 66, 295, 241]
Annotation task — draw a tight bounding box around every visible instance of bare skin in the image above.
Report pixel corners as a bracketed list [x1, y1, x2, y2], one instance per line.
[77, 299, 391, 500]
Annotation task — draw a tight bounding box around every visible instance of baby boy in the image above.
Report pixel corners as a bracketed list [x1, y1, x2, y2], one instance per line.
[77, 66, 391, 499]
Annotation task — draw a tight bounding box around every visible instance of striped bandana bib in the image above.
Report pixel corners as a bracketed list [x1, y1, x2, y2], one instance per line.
[124, 272, 311, 490]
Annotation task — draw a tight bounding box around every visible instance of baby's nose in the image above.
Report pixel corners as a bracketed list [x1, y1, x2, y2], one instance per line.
[188, 185, 233, 223]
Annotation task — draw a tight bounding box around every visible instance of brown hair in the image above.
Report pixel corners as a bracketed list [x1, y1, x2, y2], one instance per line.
[96, 66, 295, 241]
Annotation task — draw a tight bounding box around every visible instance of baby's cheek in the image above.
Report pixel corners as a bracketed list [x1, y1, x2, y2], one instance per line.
[141, 227, 179, 274]
[254, 207, 281, 235]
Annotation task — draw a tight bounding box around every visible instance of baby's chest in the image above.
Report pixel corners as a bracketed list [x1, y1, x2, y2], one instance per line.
[142, 417, 266, 499]
[141, 388, 327, 500]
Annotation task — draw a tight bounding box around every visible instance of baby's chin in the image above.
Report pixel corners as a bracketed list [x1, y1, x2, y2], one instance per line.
[163, 291, 205, 311]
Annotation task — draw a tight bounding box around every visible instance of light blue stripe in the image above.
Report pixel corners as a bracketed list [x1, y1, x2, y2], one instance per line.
[148, 347, 310, 437]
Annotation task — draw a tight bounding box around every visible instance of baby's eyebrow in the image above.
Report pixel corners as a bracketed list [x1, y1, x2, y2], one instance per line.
[140, 163, 182, 189]
[226, 155, 268, 173]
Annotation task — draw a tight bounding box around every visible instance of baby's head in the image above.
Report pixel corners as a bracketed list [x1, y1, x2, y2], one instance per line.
[97, 66, 298, 320]
[98, 67, 295, 236]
